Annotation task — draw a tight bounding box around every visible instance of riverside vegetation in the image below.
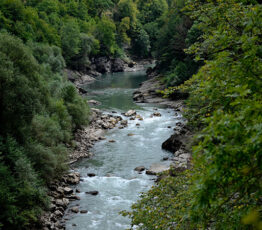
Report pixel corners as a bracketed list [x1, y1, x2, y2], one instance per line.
[0, 0, 169, 229]
[123, 0, 262, 230]
[0, 0, 261, 229]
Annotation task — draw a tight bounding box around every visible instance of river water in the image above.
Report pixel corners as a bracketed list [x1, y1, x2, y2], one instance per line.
[65, 71, 181, 230]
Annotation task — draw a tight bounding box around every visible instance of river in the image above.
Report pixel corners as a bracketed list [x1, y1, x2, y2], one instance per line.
[65, 71, 182, 230]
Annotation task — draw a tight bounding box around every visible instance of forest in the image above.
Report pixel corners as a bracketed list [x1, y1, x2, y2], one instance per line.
[0, 0, 261, 229]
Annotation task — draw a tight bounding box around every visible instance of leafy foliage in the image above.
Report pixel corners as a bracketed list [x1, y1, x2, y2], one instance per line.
[128, 0, 262, 229]
[0, 32, 89, 229]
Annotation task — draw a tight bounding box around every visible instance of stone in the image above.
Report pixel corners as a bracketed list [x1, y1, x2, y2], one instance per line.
[62, 198, 69, 207]
[148, 163, 170, 174]
[85, 191, 99, 196]
[134, 166, 145, 172]
[146, 170, 157, 176]
[136, 123, 140, 126]
[112, 58, 125, 72]
[67, 195, 81, 200]
[133, 93, 144, 102]
[162, 134, 183, 153]
[125, 110, 136, 117]
[91, 108, 102, 115]
[55, 199, 64, 207]
[71, 207, 79, 213]
[81, 74, 95, 84]
[128, 133, 135, 136]
[109, 140, 116, 143]
[152, 112, 161, 117]
[120, 120, 128, 126]
[56, 187, 64, 194]
[76, 189, 81, 193]
[87, 173, 96, 177]
[80, 210, 88, 214]
[63, 187, 73, 195]
[179, 153, 191, 159]
[162, 157, 169, 161]
[95, 57, 111, 73]
[77, 87, 88, 94]
[88, 100, 101, 106]
[49, 204, 56, 212]
[66, 173, 80, 184]
[54, 210, 63, 217]
[109, 117, 117, 124]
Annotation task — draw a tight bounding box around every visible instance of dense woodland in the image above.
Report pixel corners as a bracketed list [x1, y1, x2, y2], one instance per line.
[0, 0, 261, 229]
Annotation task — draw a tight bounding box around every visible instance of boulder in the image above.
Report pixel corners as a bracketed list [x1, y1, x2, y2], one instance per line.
[152, 112, 161, 117]
[133, 93, 144, 102]
[80, 74, 95, 84]
[87, 173, 96, 177]
[162, 134, 183, 153]
[62, 198, 69, 207]
[88, 100, 101, 106]
[95, 57, 111, 73]
[54, 210, 63, 218]
[85, 191, 99, 196]
[66, 173, 80, 184]
[148, 163, 170, 175]
[77, 87, 88, 94]
[125, 110, 136, 117]
[80, 210, 88, 214]
[71, 207, 79, 213]
[146, 170, 157, 176]
[134, 166, 145, 172]
[112, 58, 125, 72]
[63, 187, 73, 195]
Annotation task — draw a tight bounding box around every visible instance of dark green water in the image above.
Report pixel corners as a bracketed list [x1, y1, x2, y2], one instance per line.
[83, 71, 148, 111]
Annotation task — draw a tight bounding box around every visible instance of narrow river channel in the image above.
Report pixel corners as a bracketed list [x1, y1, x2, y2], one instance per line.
[65, 71, 182, 230]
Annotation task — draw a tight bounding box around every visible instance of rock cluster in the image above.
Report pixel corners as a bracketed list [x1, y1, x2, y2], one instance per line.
[133, 74, 186, 110]
[123, 110, 144, 122]
[70, 108, 127, 161]
[40, 172, 81, 230]
[162, 122, 192, 169]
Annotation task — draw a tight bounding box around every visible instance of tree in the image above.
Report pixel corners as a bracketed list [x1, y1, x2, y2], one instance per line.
[61, 19, 81, 64]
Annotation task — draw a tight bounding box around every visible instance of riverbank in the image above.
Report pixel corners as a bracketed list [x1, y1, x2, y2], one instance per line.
[133, 74, 193, 171]
[40, 65, 191, 230]
[39, 61, 153, 230]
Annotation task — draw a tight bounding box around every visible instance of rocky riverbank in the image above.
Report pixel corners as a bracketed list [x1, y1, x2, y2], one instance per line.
[132, 73, 193, 173]
[40, 62, 190, 230]
[64, 58, 154, 92]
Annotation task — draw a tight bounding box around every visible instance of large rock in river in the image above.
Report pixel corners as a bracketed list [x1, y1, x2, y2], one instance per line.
[95, 57, 111, 73]
[112, 58, 125, 72]
[125, 110, 136, 117]
[162, 133, 183, 153]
